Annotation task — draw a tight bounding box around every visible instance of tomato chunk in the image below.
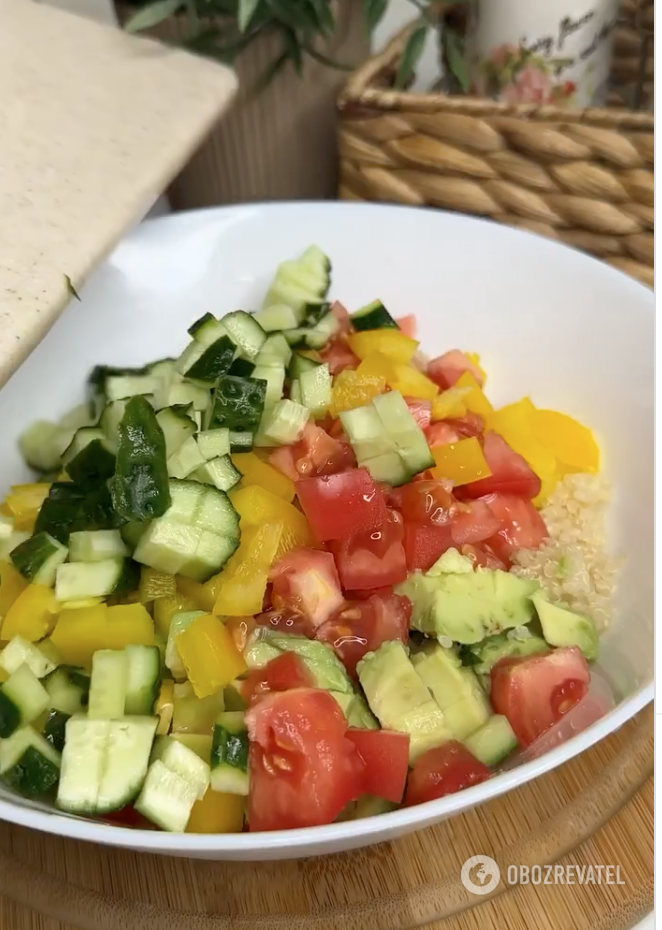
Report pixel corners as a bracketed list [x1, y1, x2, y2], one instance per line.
[346, 729, 410, 803]
[396, 314, 417, 337]
[319, 337, 360, 374]
[243, 652, 314, 705]
[445, 412, 485, 438]
[270, 423, 355, 482]
[450, 499, 501, 546]
[427, 350, 485, 390]
[426, 422, 461, 448]
[490, 647, 590, 748]
[246, 689, 364, 831]
[296, 468, 389, 541]
[403, 521, 454, 572]
[389, 479, 455, 525]
[405, 399, 432, 430]
[316, 591, 411, 677]
[330, 509, 407, 592]
[330, 300, 353, 335]
[459, 432, 541, 499]
[270, 548, 344, 627]
[460, 543, 508, 571]
[482, 493, 548, 562]
[404, 741, 492, 806]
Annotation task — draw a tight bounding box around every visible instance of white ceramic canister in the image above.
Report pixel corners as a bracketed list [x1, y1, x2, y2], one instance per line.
[466, 0, 621, 107]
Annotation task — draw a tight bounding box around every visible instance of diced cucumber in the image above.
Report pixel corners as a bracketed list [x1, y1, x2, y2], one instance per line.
[42, 708, 70, 753]
[10, 532, 68, 585]
[303, 310, 340, 349]
[188, 313, 229, 346]
[283, 327, 310, 347]
[68, 529, 128, 563]
[197, 429, 231, 461]
[362, 451, 410, 487]
[166, 611, 205, 680]
[45, 667, 87, 715]
[195, 455, 242, 492]
[120, 521, 147, 550]
[463, 714, 518, 766]
[167, 436, 206, 479]
[99, 400, 128, 447]
[88, 649, 127, 719]
[0, 636, 57, 679]
[253, 304, 300, 333]
[0, 726, 61, 796]
[55, 558, 126, 601]
[339, 405, 394, 461]
[105, 375, 161, 402]
[57, 716, 110, 813]
[156, 406, 197, 457]
[184, 335, 236, 385]
[221, 311, 267, 360]
[210, 711, 249, 796]
[96, 716, 158, 813]
[146, 358, 177, 382]
[350, 299, 398, 331]
[151, 736, 210, 800]
[154, 378, 210, 413]
[170, 733, 212, 761]
[227, 357, 255, 378]
[289, 379, 302, 404]
[62, 427, 106, 465]
[60, 403, 96, 431]
[262, 399, 309, 445]
[0, 665, 50, 736]
[207, 375, 267, 432]
[299, 363, 331, 419]
[229, 431, 254, 452]
[65, 437, 116, 489]
[19, 420, 74, 473]
[135, 759, 198, 832]
[124, 645, 161, 716]
[288, 352, 321, 381]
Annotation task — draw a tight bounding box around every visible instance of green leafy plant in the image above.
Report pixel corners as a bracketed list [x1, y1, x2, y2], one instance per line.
[123, 0, 466, 89]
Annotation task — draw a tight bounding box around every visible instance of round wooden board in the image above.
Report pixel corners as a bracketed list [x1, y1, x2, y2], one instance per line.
[0, 706, 652, 930]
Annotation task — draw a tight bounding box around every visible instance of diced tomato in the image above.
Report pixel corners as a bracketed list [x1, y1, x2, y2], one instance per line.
[319, 337, 360, 375]
[459, 432, 541, 499]
[460, 543, 508, 571]
[482, 493, 548, 562]
[243, 652, 315, 705]
[346, 729, 410, 803]
[100, 806, 153, 829]
[330, 509, 407, 592]
[490, 647, 590, 748]
[405, 399, 432, 430]
[389, 478, 455, 524]
[316, 591, 411, 677]
[330, 300, 353, 335]
[445, 412, 485, 438]
[254, 608, 313, 637]
[450, 499, 501, 546]
[270, 548, 344, 628]
[396, 314, 417, 338]
[425, 422, 461, 448]
[270, 423, 355, 482]
[226, 615, 258, 653]
[404, 741, 492, 807]
[246, 689, 364, 831]
[296, 468, 389, 542]
[427, 350, 485, 390]
[403, 521, 455, 572]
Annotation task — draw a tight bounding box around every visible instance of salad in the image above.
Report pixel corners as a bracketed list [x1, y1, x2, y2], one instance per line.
[0, 246, 615, 834]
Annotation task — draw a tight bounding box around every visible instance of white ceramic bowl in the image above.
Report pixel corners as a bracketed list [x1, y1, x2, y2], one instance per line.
[0, 203, 653, 860]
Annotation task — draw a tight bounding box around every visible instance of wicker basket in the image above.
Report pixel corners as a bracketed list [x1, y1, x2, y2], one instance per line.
[337, 2, 654, 287]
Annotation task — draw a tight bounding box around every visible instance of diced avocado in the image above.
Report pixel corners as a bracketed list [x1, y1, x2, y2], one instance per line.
[223, 680, 247, 711]
[331, 691, 380, 730]
[464, 714, 518, 766]
[357, 641, 451, 761]
[243, 639, 282, 669]
[428, 547, 473, 576]
[531, 593, 598, 662]
[399, 569, 540, 644]
[352, 794, 398, 818]
[411, 643, 491, 740]
[461, 630, 549, 677]
[267, 635, 354, 694]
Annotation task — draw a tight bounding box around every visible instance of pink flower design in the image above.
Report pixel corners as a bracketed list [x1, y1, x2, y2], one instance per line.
[500, 63, 554, 104]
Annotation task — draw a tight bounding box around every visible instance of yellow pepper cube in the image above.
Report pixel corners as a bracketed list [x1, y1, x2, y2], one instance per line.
[388, 364, 439, 401]
[186, 787, 245, 834]
[155, 679, 175, 735]
[214, 564, 270, 618]
[489, 398, 557, 481]
[50, 604, 109, 667]
[139, 567, 177, 604]
[431, 437, 492, 486]
[348, 330, 419, 364]
[356, 352, 397, 382]
[454, 372, 494, 420]
[152, 593, 197, 639]
[533, 409, 600, 473]
[173, 681, 225, 735]
[177, 613, 247, 698]
[1, 584, 58, 641]
[176, 576, 217, 613]
[431, 386, 471, 421]
[232, 452, 295, 502]
[229, 486, 314, 551]
[330, 369, 386, 416]
[104, 603, 155, 650]
[4, 484, 51, 519]
[0, 561, 28, 622]
[466, 352, 487, 385]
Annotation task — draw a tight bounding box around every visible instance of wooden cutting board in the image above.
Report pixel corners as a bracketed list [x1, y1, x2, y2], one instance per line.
[0, 705, 652, 930]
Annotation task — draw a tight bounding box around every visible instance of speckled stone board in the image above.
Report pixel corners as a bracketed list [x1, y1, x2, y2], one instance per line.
[0, 0, 237, 387]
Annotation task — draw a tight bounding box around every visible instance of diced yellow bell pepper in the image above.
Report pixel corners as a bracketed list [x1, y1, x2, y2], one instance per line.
[387, 364, 439, 401]
[330, 368, 386, 416]
[489, 398, 557, 483]
[50, 604, 109, 667]
[172, 733, 212, 761]
[152, 593, 197, 639]
[348, 330, 419, 364]
[177, 613, 247, 698]
[533, 409, 600, 473]
[357, 352, 397, 381]
[231, 452, 295, 502]
[176, 577, 216, 613]
[3, 484, 51, 532]
[139, 567, 177, 604]
[173, 680, 225, 735]
[431, 386, 471, 421]
[104, 603, 155, 650]
[229, 486, 315, 559]
[186, 787, 245, 834]
[1, 584, 59, 641]
[213, 522, 283, 617]
[0, 561, 28, 623]
[431, 437, 492, 486]
[155, 679, 174, 735]
[454, 372, 494, 420]
[0, 667, 8, 683]
[466, 353, 487, 385]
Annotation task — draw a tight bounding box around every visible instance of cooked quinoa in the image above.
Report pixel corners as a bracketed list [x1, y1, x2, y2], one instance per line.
[511, 473, 619, 632]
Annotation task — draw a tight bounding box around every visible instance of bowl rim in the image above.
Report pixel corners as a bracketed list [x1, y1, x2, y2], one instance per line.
[0, 202, 653, 856]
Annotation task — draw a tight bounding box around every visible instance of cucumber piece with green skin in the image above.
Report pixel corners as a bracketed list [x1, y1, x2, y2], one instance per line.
[197, 429, 231, 461]
[0, 665, 50, 736]
[10, 531, 68, 585]
[124, 645, 161, 716]
[88, 649, 128, 720]
[60, 404, 96, 431]
[288, 352, 321, 381]
[211, 711, 249, 796]
[35, 481, 123, 546]
[18, 420, 74, 473]
[154, 379, 210, 413]
[194, 455, 242, 492]
[57, 716, 110, 813]
[289, 380, 302, 404]
[188, 313, 228, 345]
[68, 529, 128, 563]
[185, 335, 236, 385]
[109, 395, 171, 523]
[220, 310, 267, 360]
[167, 436, 206, 480]
[156, 406, 197, 458]
[229, 431, 254, 452]
[339, 405, 395, 461]
[301, 310, 340, 350]
[256, 333, 292, 366]
[151, 736, 210, 800]
[104, 375, 161, 402]
[62, 427, 106, 465]
[120, 520, 147, 551]
[42, 708, 70, 753]
[303, 301, 332, 327]
[65, 439, 116, 489]
[361, 451, 410, 487]
[135, 759, 198, 832]
[146, 358, 176, 381]
[463, 714, 518, 766]
[299, 363, 331, 419]
[96, 716, 158, 813]
[0, 726, 61, 796]
[207, 375, 267, 432]
[44, 667, 88, 715]
[350, 299, 398, 331]
[0, 636, 58, 679]
[253, 305, 300, 334]
[227, 357, 255, 378]
[262, 399, 310, 445]
[54, 558, 127, 601]
[99, 400, 127, 448]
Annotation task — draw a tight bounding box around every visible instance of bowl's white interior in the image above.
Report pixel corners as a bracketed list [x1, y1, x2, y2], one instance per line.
[0, 203, 653, 859]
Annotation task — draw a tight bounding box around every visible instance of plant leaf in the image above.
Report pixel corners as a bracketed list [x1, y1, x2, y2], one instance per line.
[64, 274, 80, 301]
[238, 0, 261, 33]
[363, 0, 388, 31]
[302, 44, 353, 71]
[443, 27, 469, 92]
[308, 0, 335, 35]
[395, 23, 428, 88]
[265, 0, 318, 33]
[124, 0, 185, 33]
[252, 49, 289, 95]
